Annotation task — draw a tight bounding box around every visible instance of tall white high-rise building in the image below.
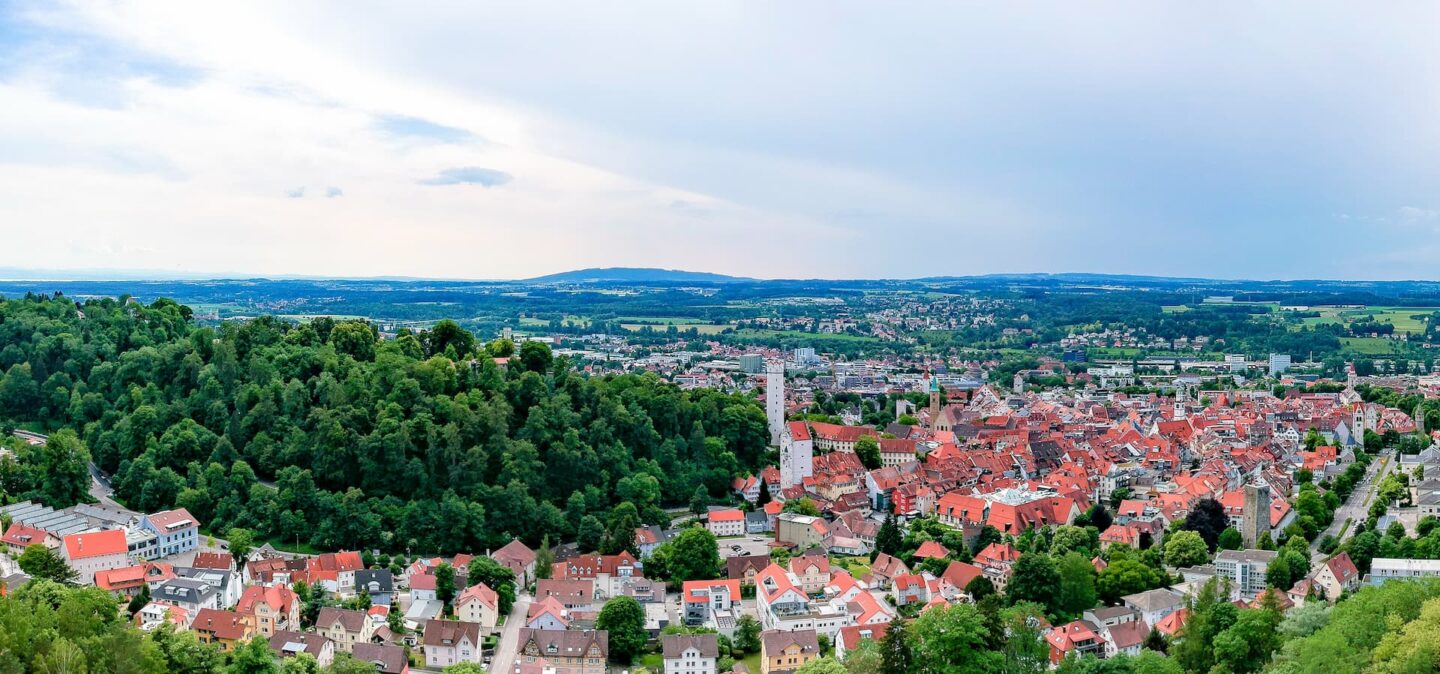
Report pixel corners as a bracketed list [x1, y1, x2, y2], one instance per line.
[766, 361, 786, 446]
[779, 422, 813, 490]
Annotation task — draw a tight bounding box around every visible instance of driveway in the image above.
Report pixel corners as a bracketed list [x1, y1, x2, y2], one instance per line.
[489, 592, 532, 674]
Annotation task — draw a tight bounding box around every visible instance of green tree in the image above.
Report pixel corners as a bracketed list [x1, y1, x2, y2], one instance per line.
[1055, 553, 1099, 621]
[875, 512, 903, 557]
[282, 653, 320, 674]
[734, 615, 762, 655]
[649, 526, 721, 588]
[965, 575, 997, 602]
[855, 436, 882, 470]
[1217, 527, 1244, 551]
[596, 596, 647, 663]
[1163, 531, 1210, 568]
[689, 485, 710, 516]
[879, 618, 914, 674]
[228, 637, 279, 674]
[1007, 554, 1061, 613]
[784, 498, 821, 517]
[466, 557, 517, 614]
[227, 527, 255, 563]
[435, 563, 456, 607]
[1096, 558, 1164, 605]
[17, 544, 77, 584]
[797, 657, 848, 674]
[911, 603, 1001, 674]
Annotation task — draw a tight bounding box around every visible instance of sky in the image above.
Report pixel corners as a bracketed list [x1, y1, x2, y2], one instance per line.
[1, 2, 1439, 281]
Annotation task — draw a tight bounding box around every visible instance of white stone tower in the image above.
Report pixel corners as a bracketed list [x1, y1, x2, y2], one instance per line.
[766, 360, 786, 446]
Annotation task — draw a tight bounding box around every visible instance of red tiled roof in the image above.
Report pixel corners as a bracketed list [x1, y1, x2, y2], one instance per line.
[63, 530, 127, 560]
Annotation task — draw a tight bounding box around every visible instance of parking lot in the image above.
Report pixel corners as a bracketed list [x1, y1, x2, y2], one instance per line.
[719, 534, 774, 559]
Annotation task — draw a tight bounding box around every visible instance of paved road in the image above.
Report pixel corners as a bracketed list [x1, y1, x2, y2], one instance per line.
[489, 592, 532, 674]
[1312, 450, 1396, 563]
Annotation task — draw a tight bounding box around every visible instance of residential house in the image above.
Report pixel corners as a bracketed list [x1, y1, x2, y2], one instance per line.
[527, 596, 571, 631]
[139, 508, 200, 558]
[1103, 619, 1150, 658]
[355, 569, 396, 606]
[153, 578, 219, 615]
[409, 573, 437, 603]
[175, 565, 242, 609]
[95, 562, 175, 597]
[192, 608, 250, 652]
[835, 624, 889, 663]
[516, 628, 609, 674]
[308, 551, 365, 597]
[707, 509, 746, 538]
[973, 542, 1020, 592]
[456, 583, 500, 629]
[537, 578, 595, 610]
[1, 523, 56, 556]
[493, 539, 538, 586]
[316, 607, 376, 653]
[422, 619, 483, 669]
[788, 556, 830, 595]
[192, 552, 234, 572]
[682, 580, 740, 626]
[892, 573, 930, 607]
[868, 553, 909, 590]
[1046, 620, 1106, 665]
[663, 633, 719, 674]
[1312, 552, 1361, 602]
[236, 583, 301, 638]
[726, 555, 770, 587]
[351, 643, 410, 674]
[269, 630, 335, 668]
[761, 629, 820, 674]
[1121, 588, 1185, 626]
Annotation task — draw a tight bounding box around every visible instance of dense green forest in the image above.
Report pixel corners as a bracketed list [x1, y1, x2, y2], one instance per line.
[0, 293, 768, 554]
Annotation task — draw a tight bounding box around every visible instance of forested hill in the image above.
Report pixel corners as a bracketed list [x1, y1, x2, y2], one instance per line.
[0, 293, 768, 554]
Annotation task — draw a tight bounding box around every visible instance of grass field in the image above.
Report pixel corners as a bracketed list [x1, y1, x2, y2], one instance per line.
[617, 316, 711, 325]
[1342, 337, 1400, 354]
[1161, 305, 1191, 313]
[520, 315, 591, 327]
[1300, 306, 1432, 335]
[622, 323, 730, 335]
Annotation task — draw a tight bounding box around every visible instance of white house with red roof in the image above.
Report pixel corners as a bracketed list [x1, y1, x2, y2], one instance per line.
[139, 508, 200, 558]
[2, 522, 57, 556]
[61, 529, 130, 584]
[707, 509, 746, 538]
[455, 583, 499, 629]
[1312, 552, 1361, 602]
[683, 579, 740, 627]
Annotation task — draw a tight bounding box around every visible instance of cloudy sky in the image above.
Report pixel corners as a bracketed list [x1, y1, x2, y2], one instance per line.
[2, 2, 1438, 280]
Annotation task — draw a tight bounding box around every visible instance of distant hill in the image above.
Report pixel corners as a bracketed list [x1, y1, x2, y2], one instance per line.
[525, 267, 752, 284]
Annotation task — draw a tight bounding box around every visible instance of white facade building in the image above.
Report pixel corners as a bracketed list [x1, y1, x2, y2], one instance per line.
[766, 361, 786, 446]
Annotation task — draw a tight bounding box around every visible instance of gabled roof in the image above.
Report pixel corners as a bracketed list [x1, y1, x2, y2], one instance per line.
[63, 529, 127, 560]
[423, 619, 482, 648]
[192, 608, 248, 640]
[145, 508, 198, 531]
[493, 539, 537, 566]
[662, 633, 720, 659]
[457, 582, 499, 611]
